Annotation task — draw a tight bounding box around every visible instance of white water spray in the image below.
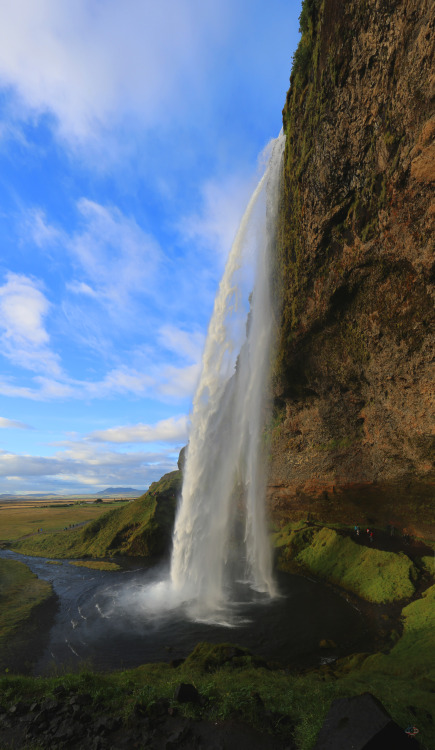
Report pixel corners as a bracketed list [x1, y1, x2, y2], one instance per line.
[170, 133, 285, 619]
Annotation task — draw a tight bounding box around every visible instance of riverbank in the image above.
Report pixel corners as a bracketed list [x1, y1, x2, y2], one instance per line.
[0, 559, 57, 674]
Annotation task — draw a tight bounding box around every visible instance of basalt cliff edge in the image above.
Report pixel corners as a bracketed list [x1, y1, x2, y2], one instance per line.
[269, 0, 434, 535]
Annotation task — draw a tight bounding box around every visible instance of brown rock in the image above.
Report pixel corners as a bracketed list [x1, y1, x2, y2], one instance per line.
[270, 0, 435, 533]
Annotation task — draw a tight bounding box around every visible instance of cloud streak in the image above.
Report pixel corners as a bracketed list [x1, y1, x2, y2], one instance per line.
[0, 0, 230, 146]
[0, 272, 63, 377]
[0, 417, 31, 429]
[0, 444, 178, 491]
[90, 415, 189, 444]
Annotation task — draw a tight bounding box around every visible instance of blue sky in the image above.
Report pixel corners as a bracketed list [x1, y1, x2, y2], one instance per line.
[0, 0, 301, 495]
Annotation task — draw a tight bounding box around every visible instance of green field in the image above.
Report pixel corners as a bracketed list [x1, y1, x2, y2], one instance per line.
[0, 499, 130, 542]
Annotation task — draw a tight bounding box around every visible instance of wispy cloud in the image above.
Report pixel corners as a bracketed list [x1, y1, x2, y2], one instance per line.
[26, 199, 161, 315]
[0, 272, 63, 377]
[0, 444, 177, 491]
[90, 415, 189, 444]
[0, 0, 231, 149]
[69, 199, 161, 309]
[0, 416, 31, 429]
[178, 171, 256, 262]
[158, 324, 204, 363]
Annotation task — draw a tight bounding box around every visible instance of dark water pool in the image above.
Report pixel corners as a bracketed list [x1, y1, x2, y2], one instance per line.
[1, 550, 374, 675]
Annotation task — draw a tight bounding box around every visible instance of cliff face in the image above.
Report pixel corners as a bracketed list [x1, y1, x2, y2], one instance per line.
[269, 0, 434, 533]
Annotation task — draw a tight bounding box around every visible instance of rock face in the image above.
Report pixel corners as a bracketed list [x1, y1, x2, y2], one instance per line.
[269, 0, 434, 533]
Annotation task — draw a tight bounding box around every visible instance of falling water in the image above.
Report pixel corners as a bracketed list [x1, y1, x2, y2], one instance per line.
[170, 132, 285, 619]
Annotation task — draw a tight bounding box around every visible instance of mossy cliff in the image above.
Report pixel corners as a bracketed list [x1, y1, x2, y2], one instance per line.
[269, 0, 434, 535]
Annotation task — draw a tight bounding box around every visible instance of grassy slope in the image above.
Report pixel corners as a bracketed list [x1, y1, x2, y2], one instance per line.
[69, 561, 121, 571]
[11, 470, 181, 560]
[274, 524, 417, 603]
[0, 559, 52, 656]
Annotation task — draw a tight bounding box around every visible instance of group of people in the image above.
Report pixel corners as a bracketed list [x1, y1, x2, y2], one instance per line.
[353, 525, 374, 542]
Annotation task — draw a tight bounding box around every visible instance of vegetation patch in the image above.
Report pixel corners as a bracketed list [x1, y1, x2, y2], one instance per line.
[69, 560, 121, 571]
[420, 555, 435, 576]
[276, 526, 416, 603]
[0, 559, 53, 669]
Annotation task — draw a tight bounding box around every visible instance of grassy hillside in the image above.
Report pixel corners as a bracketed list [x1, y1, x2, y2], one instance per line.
[12, 470, 181, 560]
[0, 559, 54, 671]
[274, 524, 419, 603]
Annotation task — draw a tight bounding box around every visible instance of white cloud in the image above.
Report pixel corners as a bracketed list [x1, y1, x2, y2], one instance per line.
[0, 417, 31, 429]
[0, 272, 62, 377]
[90, 415, 189, 444]
[84, 368, 154, 398]
[0, 0, 231, 147]
[25, 208, 63, 248]
[158, 363, 202, 400]
[158, 325, 204, 363]
[25, 199, 161, 317]
[66, 281, 98, 298]
[70, 199, 161, 307]
[0, 367, 154, 402]
[178, 172, 256, 261]
[0, 443, 178, 491]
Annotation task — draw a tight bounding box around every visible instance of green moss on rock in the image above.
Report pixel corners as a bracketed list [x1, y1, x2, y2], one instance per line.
[276, 526, 416, 603]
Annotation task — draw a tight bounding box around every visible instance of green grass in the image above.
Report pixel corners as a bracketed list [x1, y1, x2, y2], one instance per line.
[276, 526, 417, 603]
[69, 560, 121, 571]
[11, 470, 181, 560]
[0, 559, 52, 649]
[0, 500, 130, 541]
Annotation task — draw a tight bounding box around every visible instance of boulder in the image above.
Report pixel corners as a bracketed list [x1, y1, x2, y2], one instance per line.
[173, 683, 200, 704]
[313, 693, 420, 749]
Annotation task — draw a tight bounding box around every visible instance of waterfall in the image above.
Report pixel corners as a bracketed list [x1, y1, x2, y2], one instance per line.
[170, 132, 285, 619]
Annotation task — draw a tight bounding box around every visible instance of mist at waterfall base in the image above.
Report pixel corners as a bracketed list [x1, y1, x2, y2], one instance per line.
[130, 133, 286, 626]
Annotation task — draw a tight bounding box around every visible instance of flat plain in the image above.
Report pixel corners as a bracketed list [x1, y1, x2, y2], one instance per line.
[0, 499, 131, 543]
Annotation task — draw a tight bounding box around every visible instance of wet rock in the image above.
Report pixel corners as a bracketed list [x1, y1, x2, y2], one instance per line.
[165, 722, 193, 748]
[170, 657, 185, 668]
[41, 698, 61, 713]
[8, 701, 28, 716]
[93, 716, 120, 736]
[174, 683, 200, 704]
[148, 698, 170, 718]
[53, 684, 68, 697]
[319, 639, 337, 649]
[313, 692, 421, 749]
[70, 691, 92, 707]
